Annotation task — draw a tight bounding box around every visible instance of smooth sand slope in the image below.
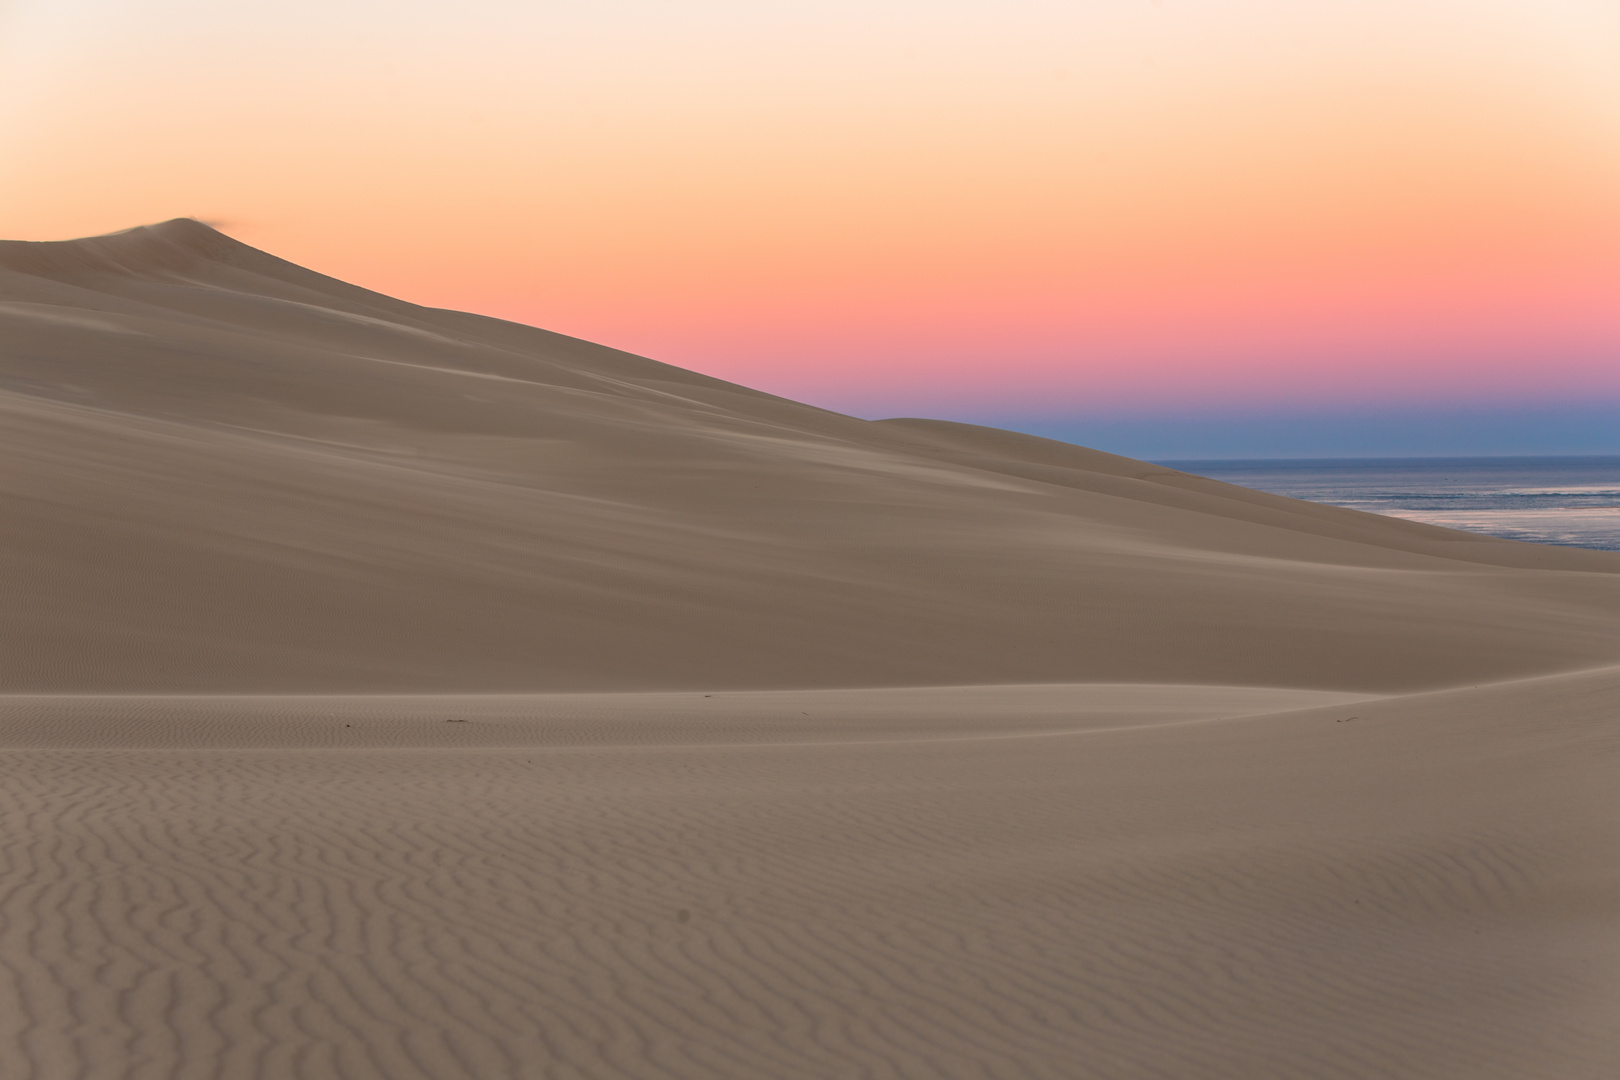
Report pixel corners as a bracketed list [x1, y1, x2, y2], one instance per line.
[0, 221, 1617, 1078]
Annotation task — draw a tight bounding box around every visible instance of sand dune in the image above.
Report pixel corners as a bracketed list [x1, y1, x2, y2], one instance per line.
[1, 221, 1617, 1077]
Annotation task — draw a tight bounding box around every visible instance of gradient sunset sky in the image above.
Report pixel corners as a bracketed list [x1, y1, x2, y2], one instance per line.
[2, 0, 1617, 456]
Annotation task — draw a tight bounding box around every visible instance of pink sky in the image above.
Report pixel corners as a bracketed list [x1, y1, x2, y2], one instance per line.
[2, 0, 1617, 442]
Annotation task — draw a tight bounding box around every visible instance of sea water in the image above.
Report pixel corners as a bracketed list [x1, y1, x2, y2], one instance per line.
[1158, 456, 1620, 552]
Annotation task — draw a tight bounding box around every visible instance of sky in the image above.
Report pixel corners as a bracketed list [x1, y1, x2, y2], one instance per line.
[1, 0, 1617, 458]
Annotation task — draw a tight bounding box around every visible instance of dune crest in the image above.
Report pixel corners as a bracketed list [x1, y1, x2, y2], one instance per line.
[3, 220, 1618, 694]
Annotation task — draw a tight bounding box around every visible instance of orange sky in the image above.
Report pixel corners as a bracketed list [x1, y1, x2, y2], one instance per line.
[2, 0, 1618, 434]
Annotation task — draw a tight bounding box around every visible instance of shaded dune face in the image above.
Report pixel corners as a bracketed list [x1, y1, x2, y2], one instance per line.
[3, 218, 1620, 693]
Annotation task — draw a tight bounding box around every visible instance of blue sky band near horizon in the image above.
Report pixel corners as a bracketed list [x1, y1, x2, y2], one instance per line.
[1, 0, 1617, 457]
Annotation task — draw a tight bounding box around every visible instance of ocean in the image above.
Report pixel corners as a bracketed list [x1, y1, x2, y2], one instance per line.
[1158, 456, 1620, 552]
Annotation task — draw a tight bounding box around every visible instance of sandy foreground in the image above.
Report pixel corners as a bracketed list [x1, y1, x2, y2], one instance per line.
[1, 221, 1616, 1078]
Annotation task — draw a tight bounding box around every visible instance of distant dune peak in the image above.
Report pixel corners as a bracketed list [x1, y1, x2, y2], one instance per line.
[134, 216, 236, 249]
[0, 217, 255, 278]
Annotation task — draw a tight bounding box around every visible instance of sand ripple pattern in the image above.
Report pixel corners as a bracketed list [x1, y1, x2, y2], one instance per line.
[0, 678, 1615, 1079]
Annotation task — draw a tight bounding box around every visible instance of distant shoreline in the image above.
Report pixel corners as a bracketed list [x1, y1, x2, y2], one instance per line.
[1163, 456, 1620, 551]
